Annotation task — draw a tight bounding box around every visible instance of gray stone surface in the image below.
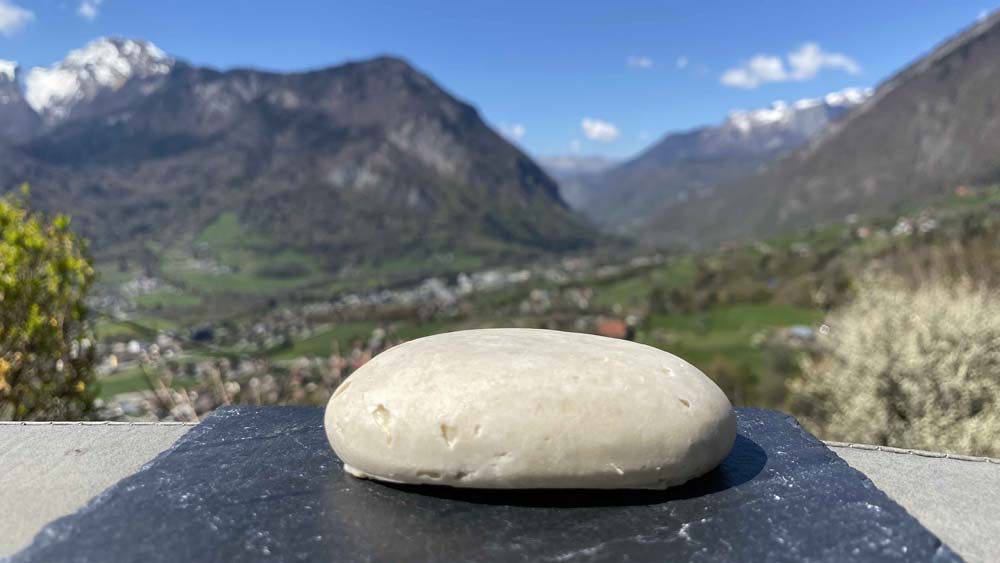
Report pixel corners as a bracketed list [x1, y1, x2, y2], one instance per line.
[831, 444, 1000, 563]
[9, 407, 959, 562]
[3, 412, 997, 562]
[0, 421, 193, 558]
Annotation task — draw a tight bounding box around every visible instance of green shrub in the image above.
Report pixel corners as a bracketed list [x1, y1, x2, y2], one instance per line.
[0, 189, 97, 420]
[789, 276, 1000, 456]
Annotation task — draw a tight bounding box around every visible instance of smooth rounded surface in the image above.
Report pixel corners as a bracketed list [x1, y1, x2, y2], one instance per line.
[324, 328, 736, 489]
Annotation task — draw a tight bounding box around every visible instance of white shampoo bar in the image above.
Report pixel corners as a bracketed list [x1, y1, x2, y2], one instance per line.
[324, 328, 736, 489]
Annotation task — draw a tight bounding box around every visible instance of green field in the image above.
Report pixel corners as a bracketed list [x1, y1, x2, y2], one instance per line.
[115, 213, 500, 326]
[135, 290, 204, 309]
[640, 303, 823, 369]
[94, 316, 180, 341]
[97, 365, 201, 399]
[150, 212, 330, 298]
[593, 255, 695, 308]
[90, 213, 341, 326]
[269, 321, 378, 360]
[95, 264, 135, 286]
[96, 366, 151, 398]
[268, 319, 461, 360]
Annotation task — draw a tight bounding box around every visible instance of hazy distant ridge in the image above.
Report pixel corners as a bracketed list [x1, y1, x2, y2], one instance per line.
[559, 87, 870, 232]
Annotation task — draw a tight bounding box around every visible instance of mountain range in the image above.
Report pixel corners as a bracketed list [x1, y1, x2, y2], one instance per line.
[642, 10, 1000, 245]
[536, 155, 620, 208]
[4, 10, 1000, 275]
[560, 88, 871, 234]
[0, 39, 596, 278]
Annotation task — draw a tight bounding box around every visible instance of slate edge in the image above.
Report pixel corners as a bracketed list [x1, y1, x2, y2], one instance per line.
[740, 408, 962, 561]
[825, 441, 1000, 464]
[9, 406, 963, 561]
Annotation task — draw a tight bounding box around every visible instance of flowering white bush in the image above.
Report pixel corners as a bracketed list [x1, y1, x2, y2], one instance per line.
[790, 277, 1000, 457]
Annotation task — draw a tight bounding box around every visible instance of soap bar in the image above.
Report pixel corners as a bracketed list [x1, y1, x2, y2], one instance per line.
[324, 328, 736, 489]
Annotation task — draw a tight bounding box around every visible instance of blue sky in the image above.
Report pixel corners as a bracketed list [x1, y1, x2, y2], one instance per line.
[0, 0, 995, 158]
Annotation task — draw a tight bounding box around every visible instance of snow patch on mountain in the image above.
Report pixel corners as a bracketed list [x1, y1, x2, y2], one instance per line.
[726, 87, 872, 135]
[822, 87, 871, 106]
[24, 37, 173, 122]
[0, 59, 16, 81]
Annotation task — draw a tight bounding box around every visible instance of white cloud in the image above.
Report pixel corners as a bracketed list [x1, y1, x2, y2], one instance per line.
[626, 55, 653, 69]
[77, 0, 104, 21]
[676, 56, 689, 69]
[720, 54, 788, 88]
[500, 122, 526, 142]
[721, 43, 860, 89]
[0, 0, 33, 36]
[788, 43, 860, 79]
[581, 117, 620, 142]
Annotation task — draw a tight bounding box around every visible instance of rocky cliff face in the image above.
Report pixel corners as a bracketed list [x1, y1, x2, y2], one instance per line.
[0, 61, 40, 144]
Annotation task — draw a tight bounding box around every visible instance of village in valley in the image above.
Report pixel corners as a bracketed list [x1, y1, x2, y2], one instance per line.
[89, 184, 998, 422]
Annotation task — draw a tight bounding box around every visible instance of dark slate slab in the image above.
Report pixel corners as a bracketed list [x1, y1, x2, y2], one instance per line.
[12, 406, 960, 562]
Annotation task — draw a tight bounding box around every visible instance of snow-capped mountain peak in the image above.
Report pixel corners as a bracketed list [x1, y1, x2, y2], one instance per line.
[24, 37, 174, 123]
[0, 59, 16, 82]
[725, 87, 873, 135]
[822, 87, 871, 106]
